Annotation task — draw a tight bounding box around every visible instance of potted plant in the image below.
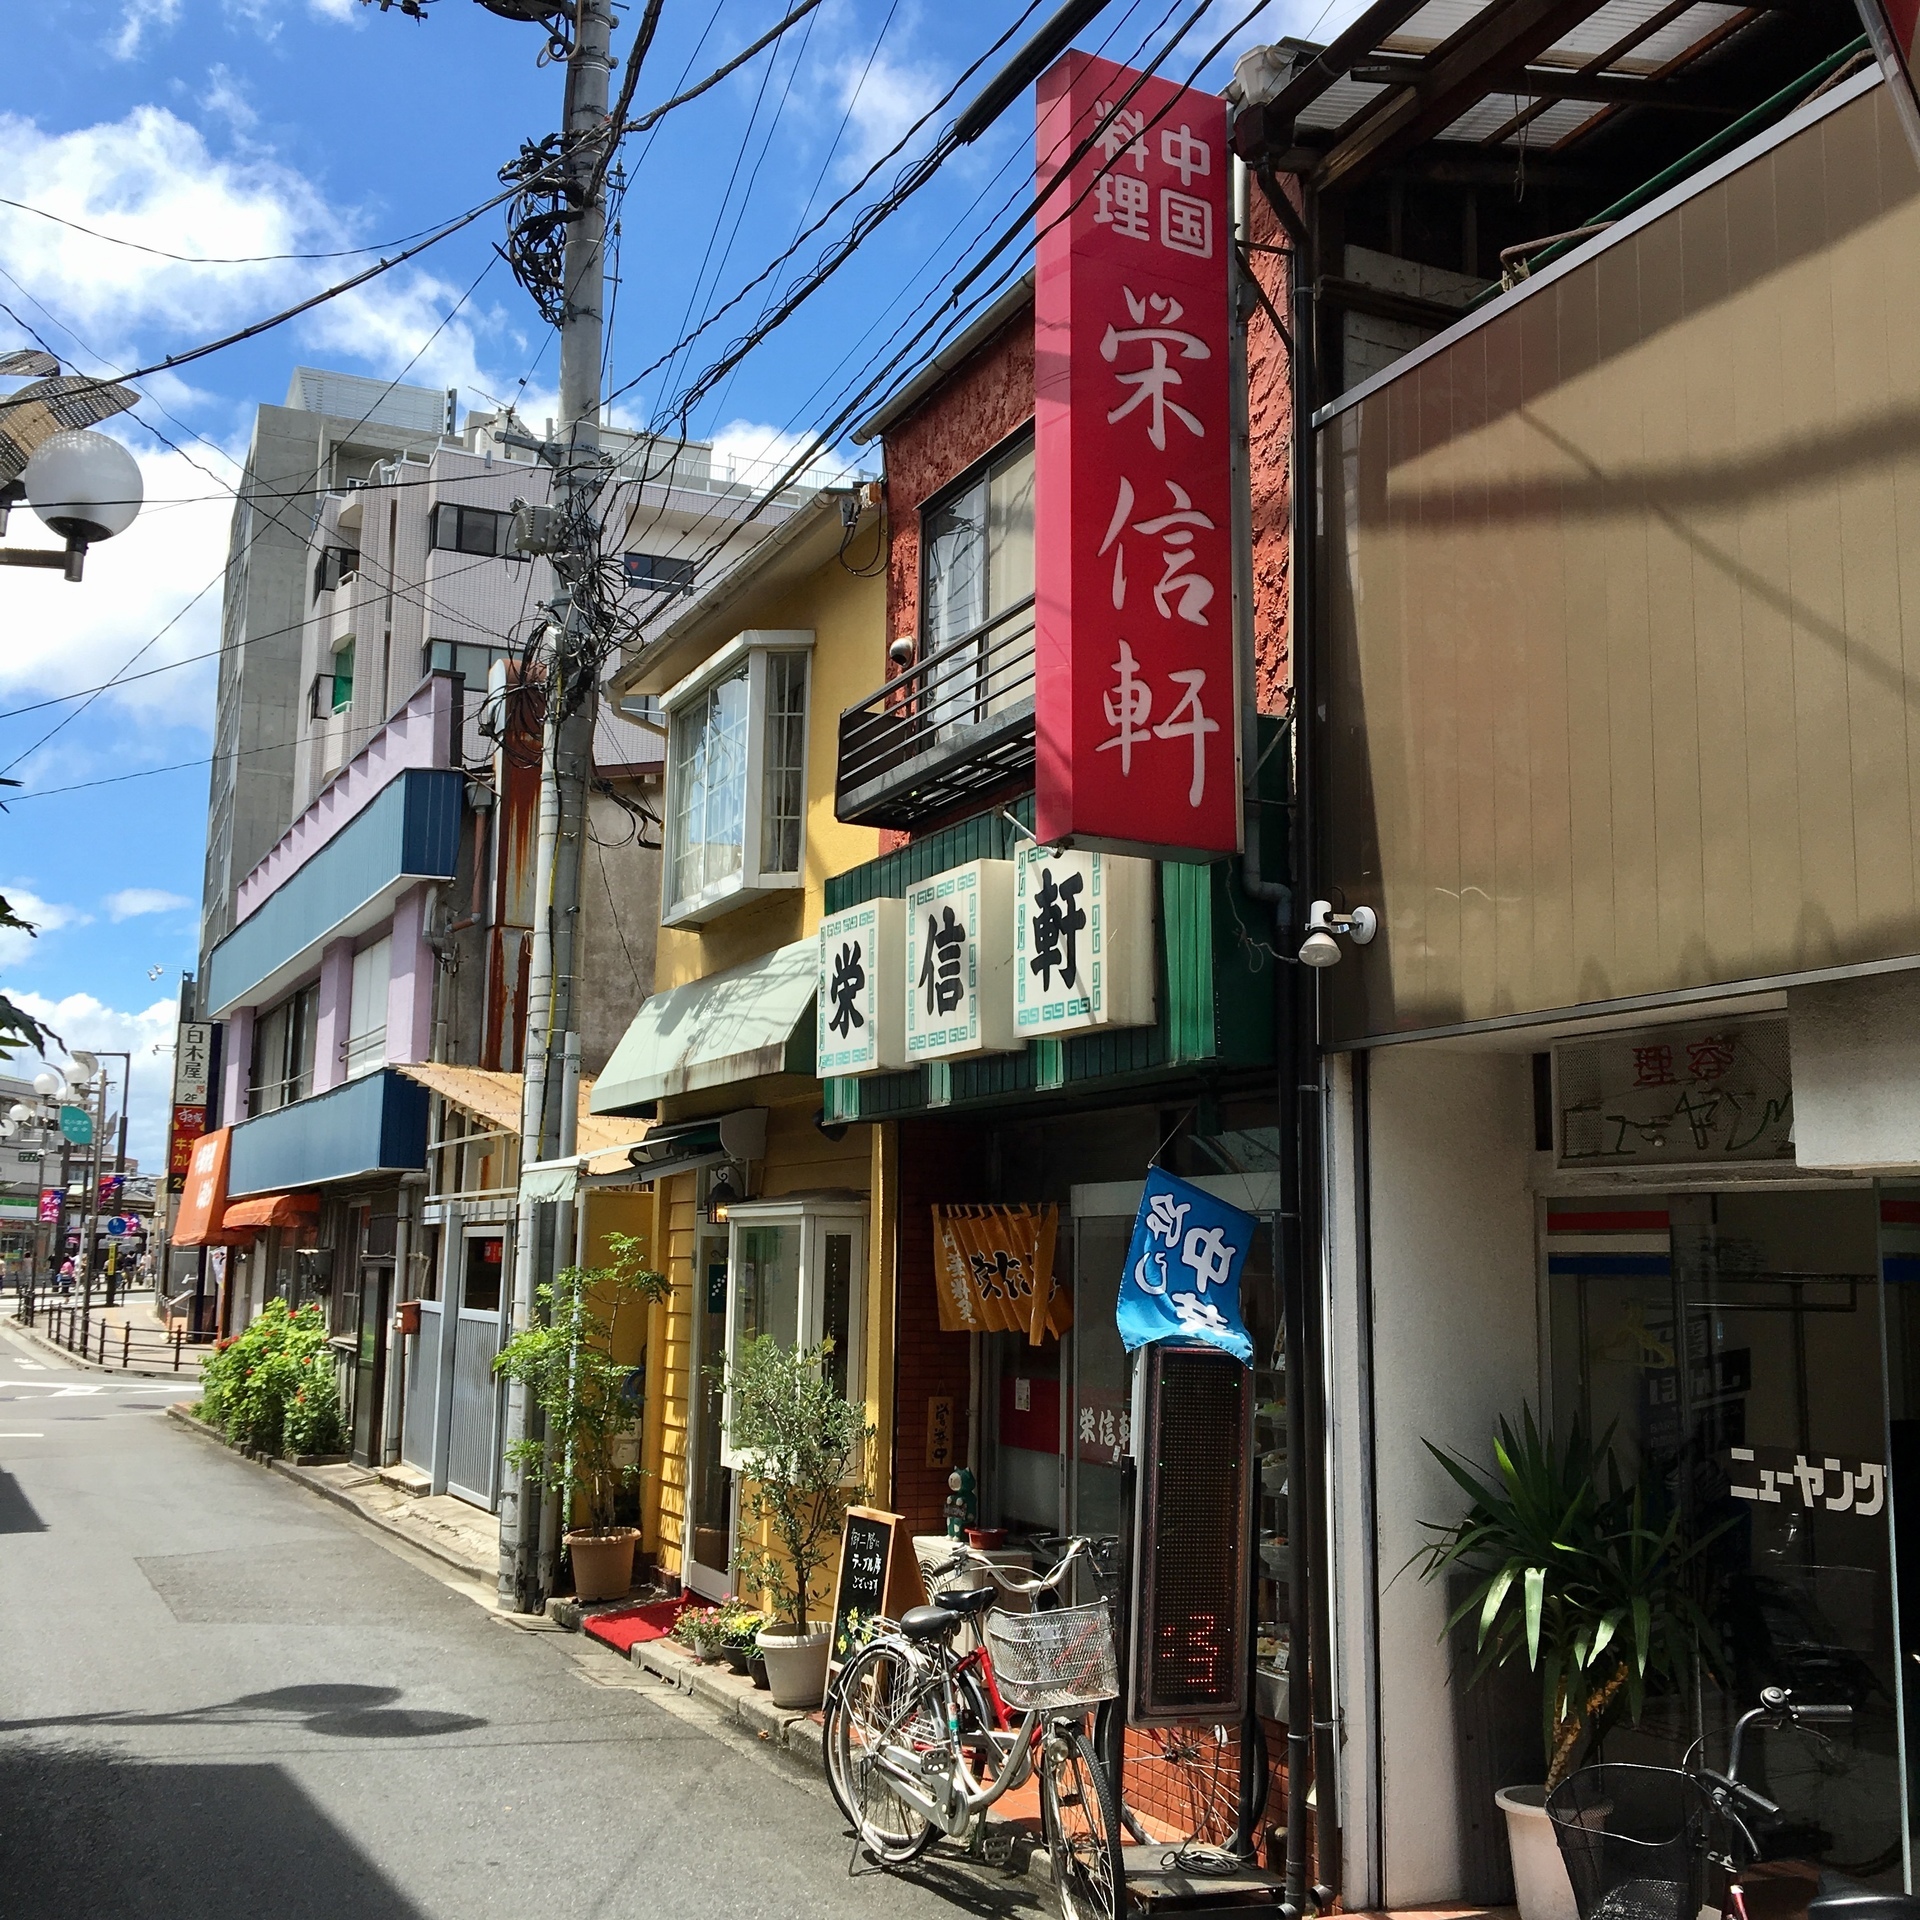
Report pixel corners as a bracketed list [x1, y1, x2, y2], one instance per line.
[494, 1232, 666, 1603]
[671, 1604, 730, 1662]
[1416, 1408, 1722, 1920]
[721, 1334, 873, 1709]
[719, 1602, 764, 1675]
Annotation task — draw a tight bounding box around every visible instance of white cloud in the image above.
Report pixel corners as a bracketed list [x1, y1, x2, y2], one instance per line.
[112, 0, 181, 61]
[834, 49, 944, 178]
[103, 888, 191, 921]
[199, 65, 258, 136]
[710, 418, 862, 490]
[11, 992, 178, 1173]
[0, 889, 88, 967]
[307, 0, 363, 19]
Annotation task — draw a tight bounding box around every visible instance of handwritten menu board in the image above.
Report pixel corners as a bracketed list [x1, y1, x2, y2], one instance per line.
[827, 1507, 925, 1673]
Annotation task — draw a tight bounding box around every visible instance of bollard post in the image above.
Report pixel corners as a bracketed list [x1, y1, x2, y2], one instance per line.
[173, 1326, 182, 1372]
[121, 1325, 130, 1368]
[97, 1321, 106, 1366]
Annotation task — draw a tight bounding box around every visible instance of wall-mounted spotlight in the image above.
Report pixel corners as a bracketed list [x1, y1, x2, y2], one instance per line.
[1298, 900, 1378, 969]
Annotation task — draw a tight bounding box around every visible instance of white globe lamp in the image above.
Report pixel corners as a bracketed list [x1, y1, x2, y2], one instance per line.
[22, 430, 142, 580]
[31, 1069, 63, 1099]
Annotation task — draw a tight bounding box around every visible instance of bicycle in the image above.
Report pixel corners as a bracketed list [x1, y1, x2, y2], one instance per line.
[1548, 1687, 1858, 1920]
[829, 1533, 1126, 1920]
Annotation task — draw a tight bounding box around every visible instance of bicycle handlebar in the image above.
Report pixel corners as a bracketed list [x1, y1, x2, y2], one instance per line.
[924, 1534, 1102, 1596]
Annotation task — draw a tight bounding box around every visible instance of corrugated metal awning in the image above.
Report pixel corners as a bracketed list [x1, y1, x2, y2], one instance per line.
[589, 940, 817, 1115]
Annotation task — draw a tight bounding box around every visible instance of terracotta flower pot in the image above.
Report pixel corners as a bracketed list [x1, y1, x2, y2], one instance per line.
[566, 1526, 640, 1602]
[756, 1628, 830, 1708]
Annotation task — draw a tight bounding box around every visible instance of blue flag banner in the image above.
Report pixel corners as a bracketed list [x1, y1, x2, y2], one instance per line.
[1116, 1169, 1257, 1365]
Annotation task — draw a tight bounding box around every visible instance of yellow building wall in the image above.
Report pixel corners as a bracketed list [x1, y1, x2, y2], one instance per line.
[653, 563, 885, 992]
[578, 1186, 660, 1550]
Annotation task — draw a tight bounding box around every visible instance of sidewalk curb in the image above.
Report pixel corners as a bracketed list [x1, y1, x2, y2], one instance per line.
[7, 1313, 204, 1380]
[161, 1404, 498, 1589]
[627, 1635, 827, 1765]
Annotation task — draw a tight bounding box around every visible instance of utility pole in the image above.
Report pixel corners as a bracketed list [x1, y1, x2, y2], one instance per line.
[499, 0, 613, 1614]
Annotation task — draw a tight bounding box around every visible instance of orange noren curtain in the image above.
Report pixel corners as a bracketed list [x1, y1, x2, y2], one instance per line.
[931, 1205, 1069, 1346]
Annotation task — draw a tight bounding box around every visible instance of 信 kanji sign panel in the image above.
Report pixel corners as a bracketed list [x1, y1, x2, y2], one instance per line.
[1033, 52, 1238, 860]
[904, 861, 1019, 1061]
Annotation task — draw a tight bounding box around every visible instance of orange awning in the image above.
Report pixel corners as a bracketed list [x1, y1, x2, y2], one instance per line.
[220, 1191, 321, 1230]
[171, 1128, 246, 1247]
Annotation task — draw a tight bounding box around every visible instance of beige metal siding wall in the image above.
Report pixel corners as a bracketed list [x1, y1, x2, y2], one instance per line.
[1323, 81, 1920, 1045]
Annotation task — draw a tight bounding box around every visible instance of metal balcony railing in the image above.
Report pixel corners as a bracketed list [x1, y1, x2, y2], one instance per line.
[835, 595, 1036, 830]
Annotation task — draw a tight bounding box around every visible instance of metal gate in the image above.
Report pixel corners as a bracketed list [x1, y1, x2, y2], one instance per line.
[446, 1307, 503, 1507]
[402, 1301, 442, 1475]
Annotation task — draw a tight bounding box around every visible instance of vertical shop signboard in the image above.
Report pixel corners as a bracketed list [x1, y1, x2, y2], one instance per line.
[1032, 51, 1238, 860]
[904, 861, 1020, 1060]
[1013, 843, 1157, 1036]
[167, 1020, 214, 1197]
[817, 898, 908, 1078]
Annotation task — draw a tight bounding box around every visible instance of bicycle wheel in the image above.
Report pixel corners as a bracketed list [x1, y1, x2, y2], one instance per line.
[833, 1639, 943, 1865]
[1041, 1722, 1126, 1920]
[826, 1653, 998, 1821]
[1125, 1717, 1269, 1852]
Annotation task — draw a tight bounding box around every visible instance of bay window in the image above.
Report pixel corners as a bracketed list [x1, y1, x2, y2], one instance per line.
[921, 430, 1034, 730]
[661, 630, 813, 926]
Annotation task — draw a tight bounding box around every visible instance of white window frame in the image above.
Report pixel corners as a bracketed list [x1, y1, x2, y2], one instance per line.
[719, 1195, 866, 1473]
[660, 629, 814, 928]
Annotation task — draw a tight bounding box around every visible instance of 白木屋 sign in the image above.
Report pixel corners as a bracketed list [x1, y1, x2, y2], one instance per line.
[1033, 52, 1238, 860]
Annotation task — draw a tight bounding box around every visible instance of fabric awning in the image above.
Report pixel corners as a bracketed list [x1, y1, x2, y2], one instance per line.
[220, 1191, 322, 1230]
[171, 1128, 246, 1248]
[589, 939, 818, 1115]
[393, 1062, 649, 1156]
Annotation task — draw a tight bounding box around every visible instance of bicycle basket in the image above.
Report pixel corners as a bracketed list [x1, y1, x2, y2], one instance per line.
[1547, 1765, 1715, 1920]
[984, 1600, 1119, 1713]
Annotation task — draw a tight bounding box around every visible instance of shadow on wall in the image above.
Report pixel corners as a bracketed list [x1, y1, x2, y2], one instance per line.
[0, 1739, 437, 1918]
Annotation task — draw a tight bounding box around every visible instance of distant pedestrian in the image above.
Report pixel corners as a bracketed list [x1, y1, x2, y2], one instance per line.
[57, 1256, 74, 1297]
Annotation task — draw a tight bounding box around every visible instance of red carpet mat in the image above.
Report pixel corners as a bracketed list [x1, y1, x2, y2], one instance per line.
[583, 1599, 686, 1653]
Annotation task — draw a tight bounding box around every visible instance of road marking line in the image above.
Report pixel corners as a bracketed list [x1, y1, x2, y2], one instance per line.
[12, 1359, 45, 1370]
[0, 1431, 45, 1438]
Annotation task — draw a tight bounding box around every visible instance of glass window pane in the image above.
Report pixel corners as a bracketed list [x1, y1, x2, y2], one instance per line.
[986, 444, 1034, 615]
[346, 935, 390, 1076]
[331, 639, 354, 713]
[668, 666, 748, 909]
[759, 652, 806, 877]
[462, 1236, 503, 1313]
[457, 507, 496, 556]
[821, 1230, 854, 1399]
[923, 480, 986, 654]
[735, 1223, 801, 1352]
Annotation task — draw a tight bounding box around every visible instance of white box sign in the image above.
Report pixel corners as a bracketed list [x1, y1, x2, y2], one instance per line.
[173, 1022, 213, 1105]
[904, 860, 1020, 1061]
[1013, 846, 1156, 1037]
[817, 898, 908, 1078]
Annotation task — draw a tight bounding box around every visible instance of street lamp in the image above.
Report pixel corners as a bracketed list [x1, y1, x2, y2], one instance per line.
[2, 431, 145, 583]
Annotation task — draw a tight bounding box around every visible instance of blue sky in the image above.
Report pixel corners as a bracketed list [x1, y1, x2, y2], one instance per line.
[0, 0, 1340, 1162]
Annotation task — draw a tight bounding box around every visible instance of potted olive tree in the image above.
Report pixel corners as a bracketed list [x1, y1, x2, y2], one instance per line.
[494, 1231, 666, 1602]
[1416, 1408, 1721, 1920]
[721, 1334, 872, 1709]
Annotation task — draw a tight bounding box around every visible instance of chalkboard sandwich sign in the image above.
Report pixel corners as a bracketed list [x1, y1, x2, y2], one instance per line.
[827, 1506, 926, 1674]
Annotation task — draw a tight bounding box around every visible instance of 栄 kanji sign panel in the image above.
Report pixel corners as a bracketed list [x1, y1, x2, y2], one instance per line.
[1033, 51, 1237, 860]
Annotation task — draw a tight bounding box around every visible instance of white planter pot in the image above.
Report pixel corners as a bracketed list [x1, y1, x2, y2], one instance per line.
[1497, 1784, 1579, 1920]
[756, 1629, 830, 1709]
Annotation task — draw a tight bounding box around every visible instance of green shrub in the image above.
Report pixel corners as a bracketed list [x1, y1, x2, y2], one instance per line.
[199, 1300, 340, 1455]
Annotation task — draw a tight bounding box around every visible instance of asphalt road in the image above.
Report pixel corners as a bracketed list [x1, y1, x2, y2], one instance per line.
[0, 1320, 1043, 1920]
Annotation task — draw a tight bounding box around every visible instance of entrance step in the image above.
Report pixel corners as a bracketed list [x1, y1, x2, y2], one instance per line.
[377, 1465, 431, 1496]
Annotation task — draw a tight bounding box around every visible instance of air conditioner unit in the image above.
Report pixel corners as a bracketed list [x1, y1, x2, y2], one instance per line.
[1128, 1341, 1254, 1726]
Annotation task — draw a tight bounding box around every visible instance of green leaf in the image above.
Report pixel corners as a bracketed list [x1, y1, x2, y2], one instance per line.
[1524, 1565, 1546, 1667]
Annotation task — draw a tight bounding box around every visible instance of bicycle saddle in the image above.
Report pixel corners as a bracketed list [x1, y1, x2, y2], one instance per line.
[932, 1587, 996, 1617]
[899, 1605, 966, 1641]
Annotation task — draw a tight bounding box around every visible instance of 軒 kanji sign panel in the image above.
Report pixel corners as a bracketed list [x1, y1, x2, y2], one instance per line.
[1033, 52, 1238, 861]
[1013, 844, 1156, 1036]
[904, 860, 1019, 1061]
[1116, 1168, 1255, 1363]
[817, 898, 908, 1078]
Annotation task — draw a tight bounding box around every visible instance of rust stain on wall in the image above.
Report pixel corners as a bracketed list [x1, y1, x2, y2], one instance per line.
[1246, 184, 1294, 718]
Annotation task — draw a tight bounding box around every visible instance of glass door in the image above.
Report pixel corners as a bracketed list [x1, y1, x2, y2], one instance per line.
[1549, 1188, 1904, 1889]
[351, 1260, 391, 1466]
[685, 1231, 734, 1599]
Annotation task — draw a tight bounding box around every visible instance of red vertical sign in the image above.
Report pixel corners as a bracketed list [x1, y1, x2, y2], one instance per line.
[1853, 0, 1920, 165]
[1033, 52, 1238, 859]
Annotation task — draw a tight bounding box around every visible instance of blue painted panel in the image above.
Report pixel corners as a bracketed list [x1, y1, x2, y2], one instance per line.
[228, 1069, 429, 1196]
[206, 769, 462, 1013]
